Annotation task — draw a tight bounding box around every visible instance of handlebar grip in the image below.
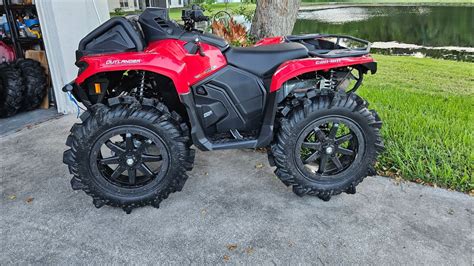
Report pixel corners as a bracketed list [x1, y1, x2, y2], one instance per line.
[197, 15, 209, 22]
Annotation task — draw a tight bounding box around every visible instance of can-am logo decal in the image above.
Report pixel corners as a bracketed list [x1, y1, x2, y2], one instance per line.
[105, 59, 142, 65]
[315, 59, 342, 64]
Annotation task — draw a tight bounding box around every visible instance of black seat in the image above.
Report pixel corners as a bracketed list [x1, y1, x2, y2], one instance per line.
[224, 43, 309, 77]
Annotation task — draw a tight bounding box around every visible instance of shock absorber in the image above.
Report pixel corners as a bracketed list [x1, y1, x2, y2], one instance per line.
[318, 70, 335, 90]
[329, 69, 336, 90]
[138, 71, 146, 100]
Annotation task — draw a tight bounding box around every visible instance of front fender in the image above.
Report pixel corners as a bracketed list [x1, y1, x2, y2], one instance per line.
[270, 55, 376, 92]
[75, 39, 227, 95]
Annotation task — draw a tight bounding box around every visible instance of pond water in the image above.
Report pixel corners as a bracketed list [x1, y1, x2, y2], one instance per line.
[294, 6, 474, 47]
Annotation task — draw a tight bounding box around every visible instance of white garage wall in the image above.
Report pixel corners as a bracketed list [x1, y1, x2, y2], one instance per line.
[36, 0, 110, 114]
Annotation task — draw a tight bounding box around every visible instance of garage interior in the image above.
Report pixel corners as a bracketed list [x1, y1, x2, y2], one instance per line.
[0, 0, 55, 135]
[0, 0, 109, 136]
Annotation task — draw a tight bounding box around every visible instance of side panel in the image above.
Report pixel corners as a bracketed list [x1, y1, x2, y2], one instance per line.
[191, 66, 267, 135]
[270, 56, 376, 92]
[75, 39, 227, 94]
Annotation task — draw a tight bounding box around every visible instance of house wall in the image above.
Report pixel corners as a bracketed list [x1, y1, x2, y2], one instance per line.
[168, 0, 184, 8]
[141, 0, 183, 9]
[108, 0, 139, 12]
[216, 0, 242, 3]
[215, 0, 241, 3]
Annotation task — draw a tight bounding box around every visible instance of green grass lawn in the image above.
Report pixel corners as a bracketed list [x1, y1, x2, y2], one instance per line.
[358, 55, 473, 192]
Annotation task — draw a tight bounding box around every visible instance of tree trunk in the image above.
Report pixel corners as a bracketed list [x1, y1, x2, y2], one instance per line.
[250, 0, 301, 40]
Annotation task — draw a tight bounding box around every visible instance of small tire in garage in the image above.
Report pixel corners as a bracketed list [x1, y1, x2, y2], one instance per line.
[16, 59, 47, 111]
[0, 63, 25, 117]
[0, 65, 4, 110]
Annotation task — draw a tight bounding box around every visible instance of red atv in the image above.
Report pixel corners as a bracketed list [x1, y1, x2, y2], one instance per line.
[63, 6, 383, 213]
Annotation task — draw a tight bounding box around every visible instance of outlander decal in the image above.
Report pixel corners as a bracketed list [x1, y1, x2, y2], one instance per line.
[105, 59, 142, 65]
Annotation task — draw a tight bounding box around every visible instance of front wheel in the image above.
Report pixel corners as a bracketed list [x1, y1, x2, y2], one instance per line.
[270, 91, 384, 201]
[63, 99, 195, 213]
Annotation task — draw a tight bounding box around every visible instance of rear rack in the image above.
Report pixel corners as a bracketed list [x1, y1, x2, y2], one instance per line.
[286, 34, 371, 58]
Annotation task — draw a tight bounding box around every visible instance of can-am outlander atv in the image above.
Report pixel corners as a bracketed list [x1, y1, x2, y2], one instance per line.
[62, 6, 384, 213]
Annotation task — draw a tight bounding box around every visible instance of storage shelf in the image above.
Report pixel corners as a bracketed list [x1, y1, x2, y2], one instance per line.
[0, 4, 36, 10]
[18, 37, 42, 44]
[1, 1, 42, 58]
[7, 4, 34, 8]
[1, 36, 41, 44]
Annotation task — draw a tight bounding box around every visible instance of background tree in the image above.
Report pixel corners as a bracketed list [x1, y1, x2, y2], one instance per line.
[250, 0, 301, 40]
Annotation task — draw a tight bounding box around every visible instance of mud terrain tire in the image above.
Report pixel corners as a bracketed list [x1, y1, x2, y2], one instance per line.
[17, 59, 47, 111]
[270, 91, 384, 200]
[63, 98, 195, 213]
[0, 63, 25, 117]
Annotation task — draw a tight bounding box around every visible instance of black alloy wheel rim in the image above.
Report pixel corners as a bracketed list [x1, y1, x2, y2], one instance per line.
[295, 116, 365, 181]
[89, 126, 170, 189]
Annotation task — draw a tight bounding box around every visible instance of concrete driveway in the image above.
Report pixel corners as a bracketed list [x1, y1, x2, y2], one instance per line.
[0, 115, 472, 264]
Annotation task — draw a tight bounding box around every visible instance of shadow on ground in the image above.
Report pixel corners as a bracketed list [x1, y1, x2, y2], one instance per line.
[0, 115, 472, 264]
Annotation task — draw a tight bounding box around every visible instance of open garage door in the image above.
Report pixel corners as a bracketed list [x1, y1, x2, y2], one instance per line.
[36, 0, 110, 114]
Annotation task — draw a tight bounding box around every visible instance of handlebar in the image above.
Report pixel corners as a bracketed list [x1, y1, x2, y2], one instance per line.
[181, 5, 209, 31]
[182, 5, 209, 23]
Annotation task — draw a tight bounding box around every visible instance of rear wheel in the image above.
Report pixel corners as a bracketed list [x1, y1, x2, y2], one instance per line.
[270, 91, 384, 200]
[63, 98, 195, 213]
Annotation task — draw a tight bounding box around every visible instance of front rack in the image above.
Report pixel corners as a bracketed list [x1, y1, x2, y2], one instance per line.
[286, 34, 371, 58]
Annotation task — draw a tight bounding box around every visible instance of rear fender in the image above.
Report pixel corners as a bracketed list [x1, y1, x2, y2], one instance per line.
[75, 39, 227, 95]
[270, 55, 376, 92]
[254, 36, 285, 46]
